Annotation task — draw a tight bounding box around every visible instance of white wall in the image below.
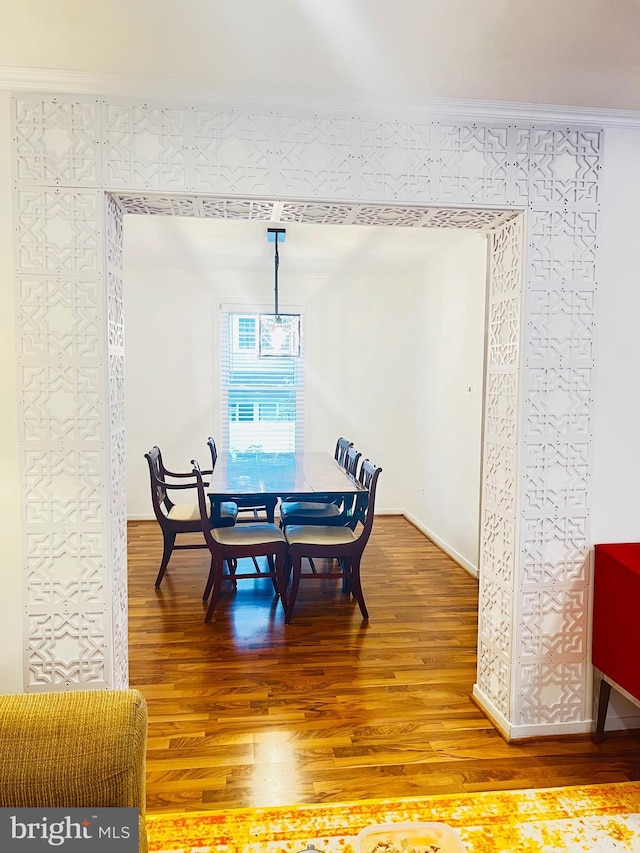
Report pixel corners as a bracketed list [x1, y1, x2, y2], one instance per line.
[124, 234, 412, 517]
[592, 126, 640, 541]
[403, 236, 488, 575]
[590, 125, 640, 730]
[0, 92, 24, 693]
[123, 217, 487, 583]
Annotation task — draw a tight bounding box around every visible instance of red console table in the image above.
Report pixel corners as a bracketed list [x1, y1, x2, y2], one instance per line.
[592, 543, 640, 741]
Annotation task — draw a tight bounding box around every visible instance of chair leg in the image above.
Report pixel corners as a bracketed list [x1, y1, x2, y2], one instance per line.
[275, 551, 288, 613]
[225, 558, 238, 588]
[285, 556, 303, 623]
[205, 559, 224, 623]
[203, 555, 215, 601]
[155, 530, 176, 588]
[265, 553, 280, 596]
[339, 557, 350, 593]
[349, 556, 368, 620]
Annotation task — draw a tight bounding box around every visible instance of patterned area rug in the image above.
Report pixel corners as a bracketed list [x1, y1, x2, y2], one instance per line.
[145, 781, 640, 852]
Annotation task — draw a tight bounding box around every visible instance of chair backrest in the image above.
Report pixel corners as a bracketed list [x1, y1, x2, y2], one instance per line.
[343, 445, 361, 478]
[334, 436, 352, 467]
[192, 459, 217, 551]
[207, 436, 218, 468]
[144, 446, 173, 519]
[351, 459, 382, 538]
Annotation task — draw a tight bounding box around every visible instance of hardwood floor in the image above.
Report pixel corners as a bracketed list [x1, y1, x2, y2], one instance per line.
[127, 517, 640, 813]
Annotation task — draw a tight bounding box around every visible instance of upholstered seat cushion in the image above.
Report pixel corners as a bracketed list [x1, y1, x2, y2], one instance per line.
[168, 499, 237, 523]
[280, 500, 342, 521]
[212, 522, 285, 546]
[284, 524, 360, 546]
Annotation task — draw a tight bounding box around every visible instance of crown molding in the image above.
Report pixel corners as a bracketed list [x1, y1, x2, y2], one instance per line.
[2, 66, 640, 128]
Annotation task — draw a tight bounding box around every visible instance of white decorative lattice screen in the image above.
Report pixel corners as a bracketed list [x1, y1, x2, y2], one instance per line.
[12, 94, 601, 736]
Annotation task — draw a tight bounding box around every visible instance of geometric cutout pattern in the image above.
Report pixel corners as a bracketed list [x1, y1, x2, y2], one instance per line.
[12, 94, 601, 730]
[21, 364, 102, 444]
[483, 442, 517, 515]
[23, 448, 104, 526]
[476, 214, 525, 717]
[528, 289, 595, 363]
[193, 109, 271, 194]
[520, 587, 587, 657]
[479, 577, 512, 657]
[25, 531, 104, 610]
[13, 96, 102, 187]
[18, 277, 101, 360]
[106, 194, 125, 349]
[16, 189, 100, 272]
[105, 194, 129, 688]
[522, 514, 589, 586]
[111, 192, 520, 230]
[481, 510, 516, 588]
[517, 660, 585, 725]
[488, 296, 521, 368]
[477, 639, 510, 719]
[528, 130, 601, 207]
[103, 103, 186, 190]
[485, 372, 518, 443]
[529, 210, 597, 283]
[360, 120, 431, 200]
[108, 354, 125, 431]
[278, 115, 354, 198]
[526, 366, 592, 438]
[490, 212, 523, 296]
[27, 611, 107, 687]
[523, 442, 590, 513]
[437, 124, 509, 203]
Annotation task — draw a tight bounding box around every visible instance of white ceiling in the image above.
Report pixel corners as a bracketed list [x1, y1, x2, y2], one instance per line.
[6, 0, 631, 275]
[2, 0, 640, 111]
[123, 215, 483, 277]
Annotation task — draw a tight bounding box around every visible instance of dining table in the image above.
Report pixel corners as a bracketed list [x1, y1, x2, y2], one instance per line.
[206, 450, 368, 525]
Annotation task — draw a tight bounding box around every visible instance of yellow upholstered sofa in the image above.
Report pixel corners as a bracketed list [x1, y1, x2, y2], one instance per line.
[0, 688, 148, 852]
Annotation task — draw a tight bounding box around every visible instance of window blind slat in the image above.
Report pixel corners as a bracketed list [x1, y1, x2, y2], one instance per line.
[220, 311, 304, 455]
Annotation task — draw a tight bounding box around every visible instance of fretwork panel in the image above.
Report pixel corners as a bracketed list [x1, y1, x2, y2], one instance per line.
[11, 94, 602, 734]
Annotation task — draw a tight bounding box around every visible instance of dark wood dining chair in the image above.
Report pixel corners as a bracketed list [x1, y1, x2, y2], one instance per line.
[335, 436, 352, 467]
[192, 460, 288, 623]
[145, 446, 238, 588]
[279, 446, 362, 528]
[207, 437, 278, 523]
[283, 459, 382, 623]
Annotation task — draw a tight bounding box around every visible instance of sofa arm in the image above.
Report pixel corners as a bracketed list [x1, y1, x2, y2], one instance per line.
[0, 689, 147, 851]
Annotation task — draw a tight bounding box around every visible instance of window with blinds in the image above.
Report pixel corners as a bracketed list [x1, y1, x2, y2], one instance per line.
[220, 311, 304, 456]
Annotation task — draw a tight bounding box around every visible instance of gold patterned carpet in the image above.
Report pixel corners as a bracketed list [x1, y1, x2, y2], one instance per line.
[145, 781, 640, 852]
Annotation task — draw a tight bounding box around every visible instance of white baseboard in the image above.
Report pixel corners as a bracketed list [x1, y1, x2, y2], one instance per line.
[472, 684, 594, 739]
[402, 512, 479, 579]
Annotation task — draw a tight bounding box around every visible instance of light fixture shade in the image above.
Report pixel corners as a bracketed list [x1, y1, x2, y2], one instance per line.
[259, 313, 300, 357]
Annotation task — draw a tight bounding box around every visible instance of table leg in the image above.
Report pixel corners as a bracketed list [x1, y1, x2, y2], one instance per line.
[593, 678, 611, 743]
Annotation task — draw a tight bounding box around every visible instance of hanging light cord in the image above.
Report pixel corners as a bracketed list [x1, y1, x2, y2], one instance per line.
[273, 231, 280, 317]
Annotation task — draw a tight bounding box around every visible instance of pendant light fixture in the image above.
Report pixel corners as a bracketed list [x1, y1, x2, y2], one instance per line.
[259, 227, 301, 357]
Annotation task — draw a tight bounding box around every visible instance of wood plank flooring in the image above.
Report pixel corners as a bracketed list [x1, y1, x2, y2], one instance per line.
[127, 517, 640, 813]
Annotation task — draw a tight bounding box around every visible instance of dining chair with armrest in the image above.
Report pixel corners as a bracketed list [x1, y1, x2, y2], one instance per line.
[145, 446, 238, 588]
[193, 460, 288, 623]
[283, 459, 382, 623]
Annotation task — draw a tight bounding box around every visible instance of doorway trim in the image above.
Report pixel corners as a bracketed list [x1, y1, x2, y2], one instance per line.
[12, 93, 599, 737]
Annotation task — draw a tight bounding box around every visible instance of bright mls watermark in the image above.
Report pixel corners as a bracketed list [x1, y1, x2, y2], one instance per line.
[0, 808, 138, 851]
